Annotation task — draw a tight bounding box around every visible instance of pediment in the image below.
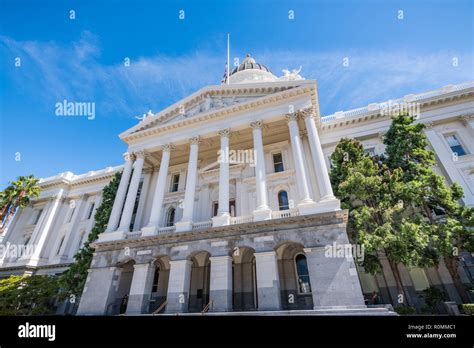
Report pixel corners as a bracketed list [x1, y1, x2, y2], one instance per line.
[120, 81, 313, 141]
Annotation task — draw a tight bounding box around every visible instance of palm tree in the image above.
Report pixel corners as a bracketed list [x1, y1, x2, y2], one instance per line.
[0, 175, 41, 233]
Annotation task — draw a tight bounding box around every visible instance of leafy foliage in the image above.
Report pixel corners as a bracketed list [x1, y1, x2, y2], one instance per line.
[1, 175, 41, 230]
[59, 172, 122, 298]
[330, 113, 474, 303]
[0, 275, 60, 315]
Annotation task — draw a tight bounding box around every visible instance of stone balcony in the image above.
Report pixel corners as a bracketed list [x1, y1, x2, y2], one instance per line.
[124, 208, 302, 240]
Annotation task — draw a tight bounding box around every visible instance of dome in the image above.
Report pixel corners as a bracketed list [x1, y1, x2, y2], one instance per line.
[228, 54, 277, 84]
[230, 54, 273, 76]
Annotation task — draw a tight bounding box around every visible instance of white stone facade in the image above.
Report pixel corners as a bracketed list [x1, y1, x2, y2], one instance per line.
[1, 60, 473, 314]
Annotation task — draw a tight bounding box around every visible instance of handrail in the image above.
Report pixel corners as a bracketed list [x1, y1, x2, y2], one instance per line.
[152, 300, 168, 315]
[201, 300, 213, 313]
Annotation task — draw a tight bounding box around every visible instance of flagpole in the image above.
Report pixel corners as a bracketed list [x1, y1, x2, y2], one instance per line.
[227, 33, 230, 85]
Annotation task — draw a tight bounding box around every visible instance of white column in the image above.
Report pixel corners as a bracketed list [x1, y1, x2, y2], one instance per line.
[250, 121, 272, 221]
[142, 144, 173, 237]
[212, 129, 231, 227]
[254, 251, 282, 311]
[175, 137, 200, 232]
[286, 113, 317, 215]
[105, 152, 134, 233]
[165, 259, 193, 313]
[27, 189, 65, 267]
[461, 114, 474, 131]
[301, 110, 336, 201]
[126, 262, 156, 314]
[116, 151, 145, 234]
[209, 256, 233, 312]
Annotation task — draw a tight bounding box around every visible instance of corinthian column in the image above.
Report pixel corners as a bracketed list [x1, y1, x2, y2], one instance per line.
[212, 129, 231, 227]
[105, 152, 134, 233]
[142, 144, 173, 236]
[250, 120, 272, 221]
[175, 137, 200, 232]
[300, 109, 336, 201]
[116, 151, 146, 233]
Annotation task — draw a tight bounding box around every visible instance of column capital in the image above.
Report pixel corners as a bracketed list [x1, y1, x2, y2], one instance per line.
[133, 150, 147, 159]
[250, 120, 265, 130]
[161, 143, 175, 152]
[189, 136, 201, 145]
[461, 114, 474, 127]
[218, 128, 231, 138]
[297, 107, 317, 119]
[209, 255, 233, 262]
[123, 152, 133, 162]
[285, 112, 299, 123]
[424, 121, 435, 130]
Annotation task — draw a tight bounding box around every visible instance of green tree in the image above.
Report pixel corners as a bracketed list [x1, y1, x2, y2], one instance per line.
[0, 275, 60, 315]
[383, 114, 474, 302]
[59, 172, 122, 299]
[1, 175, 41, 233]
[330, 114, 474, 305]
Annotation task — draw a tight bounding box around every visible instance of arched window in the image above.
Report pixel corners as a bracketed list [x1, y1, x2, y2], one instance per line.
[151, 265, 160, 293]
[166, 207, 175, 227]
[295, 254, 311, 293]
[278, 191, 289, 210]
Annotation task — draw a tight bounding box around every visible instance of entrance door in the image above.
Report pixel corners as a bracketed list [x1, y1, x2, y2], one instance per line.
[213, 200, 236, 217]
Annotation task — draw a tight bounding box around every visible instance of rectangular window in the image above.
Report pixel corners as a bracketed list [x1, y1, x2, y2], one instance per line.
[56, 235, 65, 255]
[87, 203, 95, 220]
[272, 153, 284, 173]
[445, 134, 467, 156]
[364, 147, 376, 156]
[33, 209, 43, 225]
[67, 207, 75, 223]
[170, 174, 180, 192]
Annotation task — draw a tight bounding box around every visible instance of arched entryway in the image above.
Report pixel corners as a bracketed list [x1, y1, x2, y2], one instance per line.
[276, 242, 314, 310]
[110, 259, 135, 315]
[188, 251, 211, 312]
[232, 247, 258, 311]
[148, 256, 171, 313]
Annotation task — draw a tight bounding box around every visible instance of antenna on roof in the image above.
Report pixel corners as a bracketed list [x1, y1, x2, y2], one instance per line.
[227, 33, 230, 85]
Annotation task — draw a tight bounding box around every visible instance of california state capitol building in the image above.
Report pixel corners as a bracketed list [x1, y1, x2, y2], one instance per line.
[1, 55, 473, 315]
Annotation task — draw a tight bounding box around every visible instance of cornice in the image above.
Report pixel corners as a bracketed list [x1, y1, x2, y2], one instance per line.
[320, 82, 473, 132]
[120, 84, 317, 144]
[91, 209, 349, 252]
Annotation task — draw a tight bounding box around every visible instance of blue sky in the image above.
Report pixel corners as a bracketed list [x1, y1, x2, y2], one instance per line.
[0, 0, 473, 189]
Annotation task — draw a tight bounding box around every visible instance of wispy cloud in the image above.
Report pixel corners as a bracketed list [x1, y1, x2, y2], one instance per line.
[1, 32, 472, 118]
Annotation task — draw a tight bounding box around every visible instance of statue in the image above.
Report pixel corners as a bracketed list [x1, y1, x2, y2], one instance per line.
[279, 66, 304, 81]
[135, 110, 153, 122]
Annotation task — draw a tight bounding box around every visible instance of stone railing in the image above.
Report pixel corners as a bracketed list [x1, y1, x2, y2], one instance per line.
[230, 215, 254, 225]
[126, 231, 142, 239]
[192, 220, 213, 231]
[157, 226, 176, 235]
[271, 208, 300, 219]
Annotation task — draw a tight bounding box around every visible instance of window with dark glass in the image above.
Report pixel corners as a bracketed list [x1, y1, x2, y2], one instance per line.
[151, 267, 160, 293]
[445, 134, 467, 156]
[272, 153, 284, 173]
[166, 207, 175, 227]
[87, 203, 95, 220]
[67, 207, 75, 223]
[295, 254, 312, 293]
[33, 209, 43, 225]
[56, 235, 65, 255]
[171, 174, 180, 192]
[278, 191, 289, 210]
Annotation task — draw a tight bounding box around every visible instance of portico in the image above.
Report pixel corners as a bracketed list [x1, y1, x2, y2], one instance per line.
[98, 106, 340, 243]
